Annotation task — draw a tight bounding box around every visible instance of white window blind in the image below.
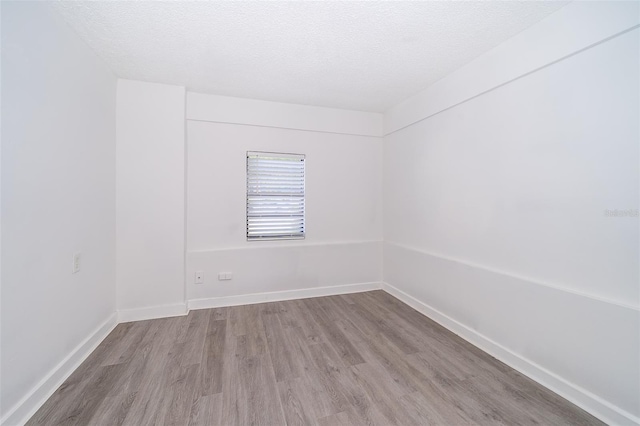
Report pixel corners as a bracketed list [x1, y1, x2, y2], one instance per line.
[247, 151, 305, 240]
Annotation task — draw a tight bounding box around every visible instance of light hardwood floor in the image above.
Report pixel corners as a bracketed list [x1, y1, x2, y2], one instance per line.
[28, 290, 603, 425]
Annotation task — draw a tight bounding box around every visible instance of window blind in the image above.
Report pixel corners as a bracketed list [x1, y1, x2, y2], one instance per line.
[247, 151, 305, 240]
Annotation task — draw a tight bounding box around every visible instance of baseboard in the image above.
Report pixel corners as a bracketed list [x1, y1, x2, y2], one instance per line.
[3, 283, 383, 425]
[14, 281, 630, 425]
[1, 313, 118, 426]
[188, 282, 382, 310]
[381, 282, 640, 426]
[117, 303, 188, 323]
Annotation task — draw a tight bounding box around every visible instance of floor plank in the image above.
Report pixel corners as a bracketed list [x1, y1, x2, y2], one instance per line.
[27, 291, 604, 426]
[262, 312, 301, 382]
[200, 318, 227, 396]
[188, 393, 223, 426]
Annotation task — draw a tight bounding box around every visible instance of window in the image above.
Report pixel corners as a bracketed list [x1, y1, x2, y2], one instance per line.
[246, 151, 305, 240]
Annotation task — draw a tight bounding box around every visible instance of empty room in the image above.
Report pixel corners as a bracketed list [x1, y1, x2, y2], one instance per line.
[1, 1, 638, 425]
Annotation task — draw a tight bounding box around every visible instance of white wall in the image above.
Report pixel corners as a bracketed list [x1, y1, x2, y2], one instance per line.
[188, 92, 383, 137]
[383, 2, 640, 424]
[3, 2, 636, 425]
[116, 79, 186, 321]
[186, 94, 383, 306]
[1, 2, 117, 424]
[384, 1, 640, 135]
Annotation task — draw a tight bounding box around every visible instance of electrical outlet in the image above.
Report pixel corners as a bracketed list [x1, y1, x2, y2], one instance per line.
[195, 271, 204, 284]
[72, 252, 81, 273]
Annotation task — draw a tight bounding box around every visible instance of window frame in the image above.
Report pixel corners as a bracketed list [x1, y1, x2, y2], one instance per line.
[246, 151, 306, 241]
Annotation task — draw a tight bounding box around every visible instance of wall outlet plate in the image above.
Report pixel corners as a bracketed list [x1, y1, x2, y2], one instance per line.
[72, 252, 81, 274]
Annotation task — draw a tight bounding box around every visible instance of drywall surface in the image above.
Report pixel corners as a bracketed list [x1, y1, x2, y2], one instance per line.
[116, 79, 186, 319]
[1, 2, 117, 423]
[385, 1, 640, 134]
[188, 242, 382, 304]
[186, 94, 383, 302]
[188, 92, 383, 136]
[383, 6, 639, 424]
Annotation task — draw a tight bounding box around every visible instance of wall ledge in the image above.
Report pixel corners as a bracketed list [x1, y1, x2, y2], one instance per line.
[384, 241, 638, 311]
[188, 239, 384, 254]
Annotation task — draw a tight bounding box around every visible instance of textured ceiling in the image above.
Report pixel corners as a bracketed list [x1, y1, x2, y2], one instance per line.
[51, 1, 569, 112]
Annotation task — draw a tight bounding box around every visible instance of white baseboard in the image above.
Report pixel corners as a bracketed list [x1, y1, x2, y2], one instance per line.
[381, 282, 639, 426]
[1, 313, 118, 426]
[3, 284, 378, 425]
[188, 282, 382, 310]
[16, 281, 630, 425]
[117, 303, 188, 323]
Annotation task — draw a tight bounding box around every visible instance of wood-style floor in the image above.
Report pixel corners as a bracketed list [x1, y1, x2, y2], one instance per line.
[28, 291, 603, 425]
